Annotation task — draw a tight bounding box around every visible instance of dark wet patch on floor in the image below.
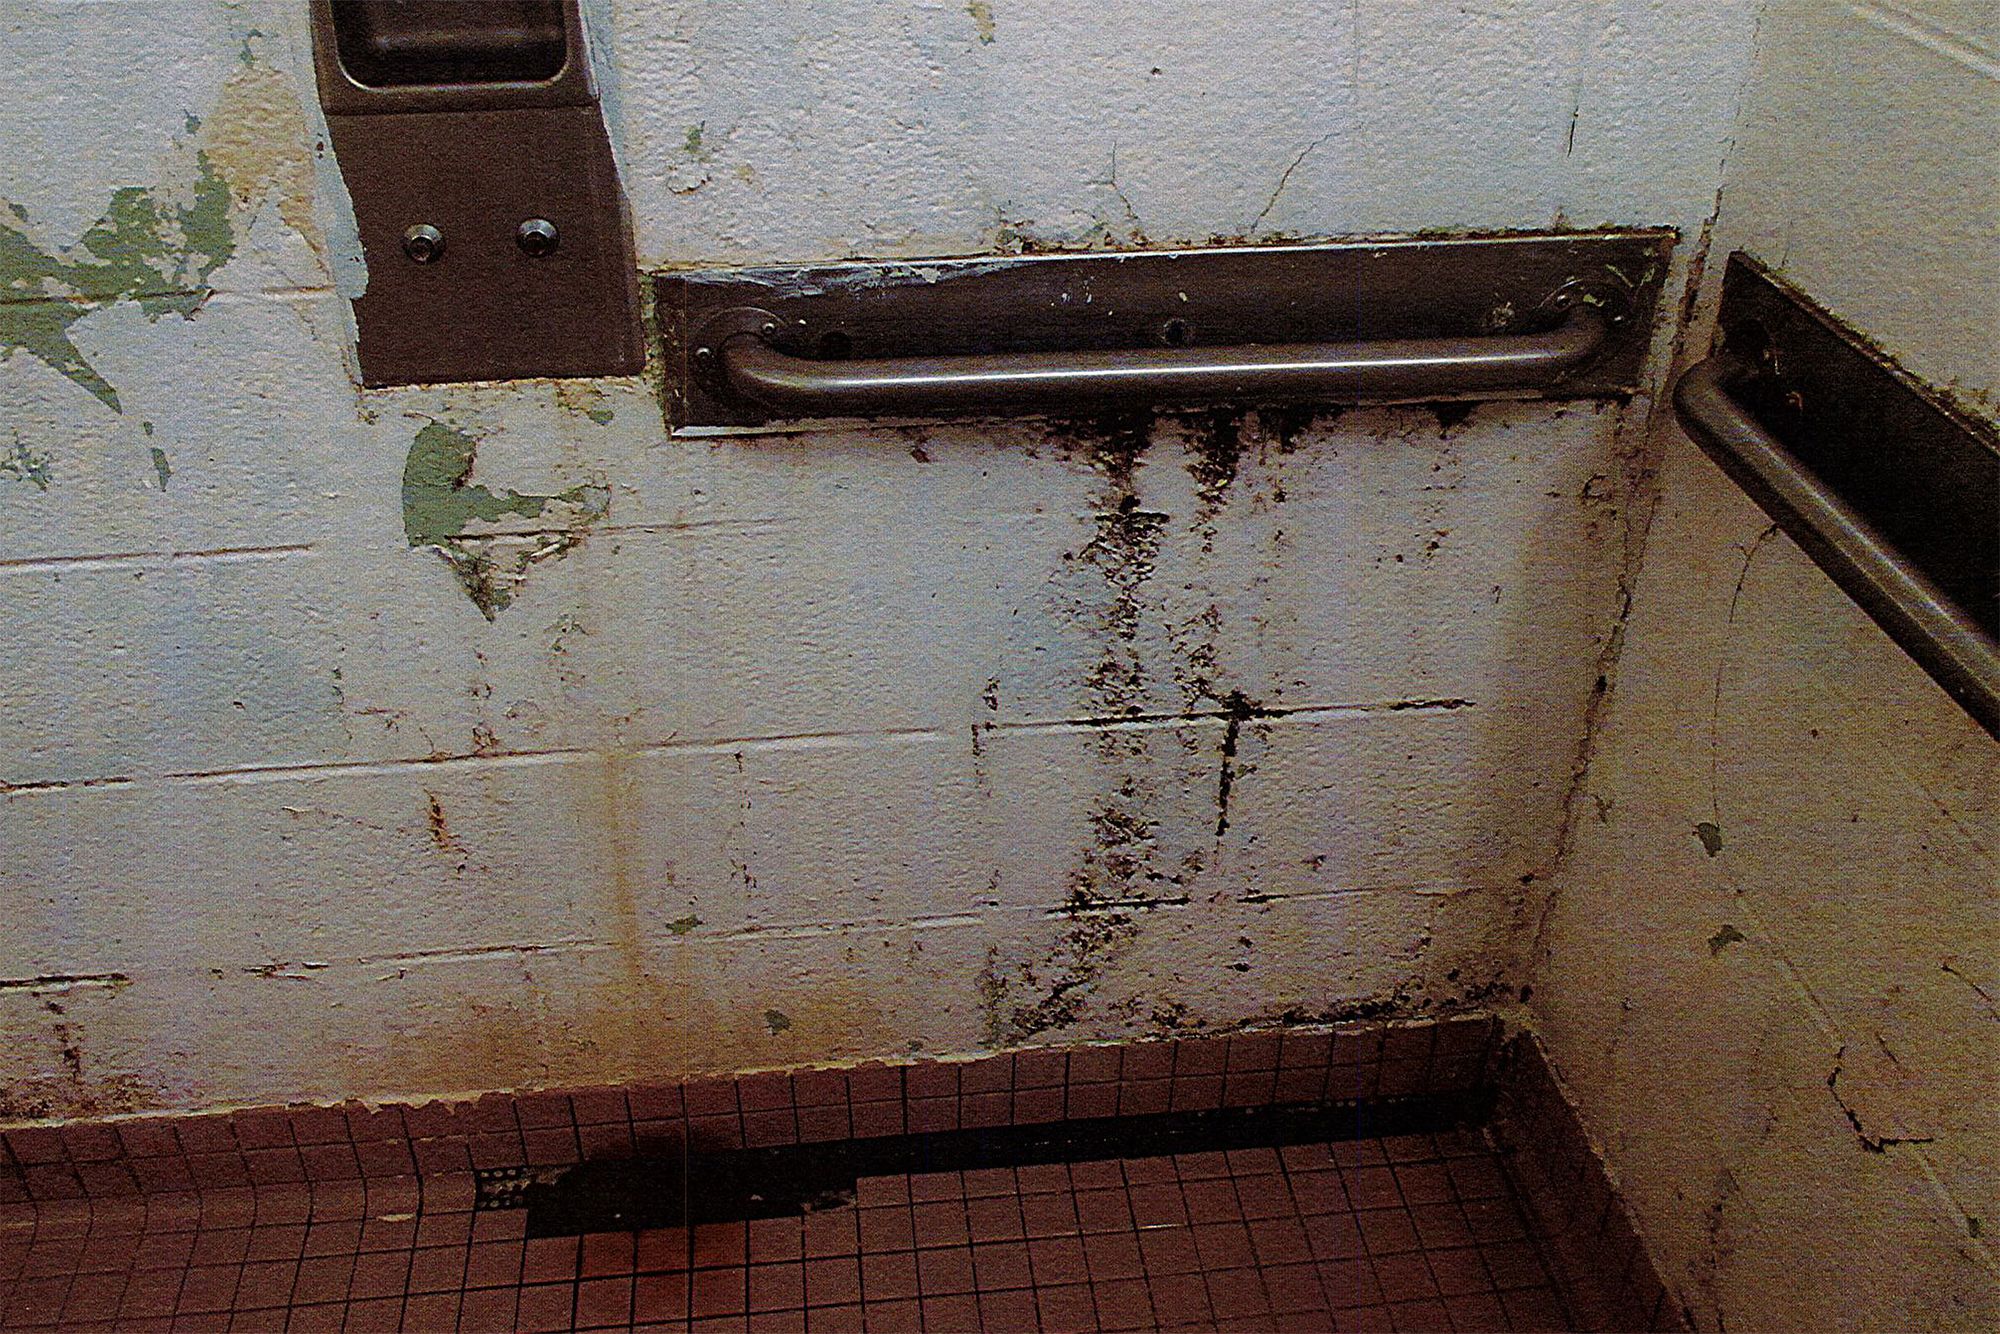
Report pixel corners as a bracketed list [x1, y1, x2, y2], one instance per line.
[515, 1092, 1492, 1238]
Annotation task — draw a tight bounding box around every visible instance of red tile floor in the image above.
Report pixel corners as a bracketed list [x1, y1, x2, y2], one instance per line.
[1, 1128, 1638, 1332]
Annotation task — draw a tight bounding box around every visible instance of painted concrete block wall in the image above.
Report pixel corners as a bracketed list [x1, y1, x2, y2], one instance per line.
[1529, 2, 2000, 1328]
[3, 2, 1757, 1117]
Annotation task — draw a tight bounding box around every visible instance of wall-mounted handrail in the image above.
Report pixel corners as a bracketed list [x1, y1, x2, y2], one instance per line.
[659, 235, 1675, 427]
[707, 304, 1609, 416]
[1674, 351, 2000, 738]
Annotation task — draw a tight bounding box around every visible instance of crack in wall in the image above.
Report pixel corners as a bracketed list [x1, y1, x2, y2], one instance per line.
[1826, 1043, 1937, 1153]
[1939, 959, 2000, 1020]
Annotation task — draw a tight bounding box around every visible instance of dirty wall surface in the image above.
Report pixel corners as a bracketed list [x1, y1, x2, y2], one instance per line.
[1530, 1, 2000, 1329]
[2, 2, 1753, 1115]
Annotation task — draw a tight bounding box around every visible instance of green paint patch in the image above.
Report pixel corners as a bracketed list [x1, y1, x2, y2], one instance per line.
[763, 1009, 792, 1036]
[967, 0, 997, 43]
[402, 422, 550, 544]
[665, 914, 702, 936]
[586, 406, 615, 426]
[1707, 924, 1746, 956]
[1, 152, 235, 412]
[1, 437, 52, 491]
[1694, 821, 1724, 856]
[683, 122, 710, 159]
[149, 446, 172, 490]
[400, 420, 608, 619]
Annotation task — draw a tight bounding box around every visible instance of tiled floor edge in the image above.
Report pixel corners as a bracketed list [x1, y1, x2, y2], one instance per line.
[1489, 1029, 1687, 1333]
[1, 1013, 1502, 1206]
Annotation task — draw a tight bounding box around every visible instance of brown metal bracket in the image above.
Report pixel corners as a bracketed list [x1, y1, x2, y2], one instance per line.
[654, 231, 1674, 428]
[1673, 254, 2000, 737]
[310, 0, 643, 385]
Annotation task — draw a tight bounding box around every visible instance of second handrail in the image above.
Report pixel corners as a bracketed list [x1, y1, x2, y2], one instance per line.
[706, 304, 1610, 416]
[1674, 352, 2000, 738]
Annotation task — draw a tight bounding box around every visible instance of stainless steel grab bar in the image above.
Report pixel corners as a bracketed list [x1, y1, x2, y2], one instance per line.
[707, 304, 1609, 416]
[1674, 352, 2000, 738]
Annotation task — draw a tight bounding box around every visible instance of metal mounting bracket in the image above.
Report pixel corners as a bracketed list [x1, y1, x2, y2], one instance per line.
[309, 0, 643, 385]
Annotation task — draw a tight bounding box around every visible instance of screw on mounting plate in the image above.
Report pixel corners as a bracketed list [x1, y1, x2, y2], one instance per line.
[401, 224, 444, 263]
[516, 218, 559, 257]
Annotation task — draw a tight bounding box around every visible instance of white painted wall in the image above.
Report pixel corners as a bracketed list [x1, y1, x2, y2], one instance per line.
[0, 1, 1760, 1117]
[1530, 1, 2000, 1328]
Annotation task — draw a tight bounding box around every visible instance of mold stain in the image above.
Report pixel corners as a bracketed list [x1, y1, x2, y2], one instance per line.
[1168, 601, 1224, 713]
[0, 978, 156, 1120]
[1427, 401, 1478, 436]
[1260, 403, 1333, 454]
[1178, 407, 1245, 552]
[977, 904, 1140, 1046]
[980, 412, 1212, 1044]
[1180, 408, 1244, 510]
[1057, 411, 1167, 726]
[401, 420, 608, 618]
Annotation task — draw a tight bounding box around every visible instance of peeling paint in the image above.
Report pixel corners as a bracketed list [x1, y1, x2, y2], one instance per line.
[1, 436, 52, 491]
[554, 381, 617, 426]
[1706, 923, 1745, 955]
[199, 55, 323, 264]
[400, 420, 608, 618]
[967, 1, 997, 44]
[0, 0, 1800, 1236]
[0, 152, 233, 411]
[667, 122, 716, 194]
[1694, 820, 1724, 856]
[0, 972, 130, 993]
[0, 46, 323, 443]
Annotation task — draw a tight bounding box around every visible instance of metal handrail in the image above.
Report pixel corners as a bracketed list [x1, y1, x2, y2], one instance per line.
[1674, 352, 2000, 738]
[708, 304, 1610, 416]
